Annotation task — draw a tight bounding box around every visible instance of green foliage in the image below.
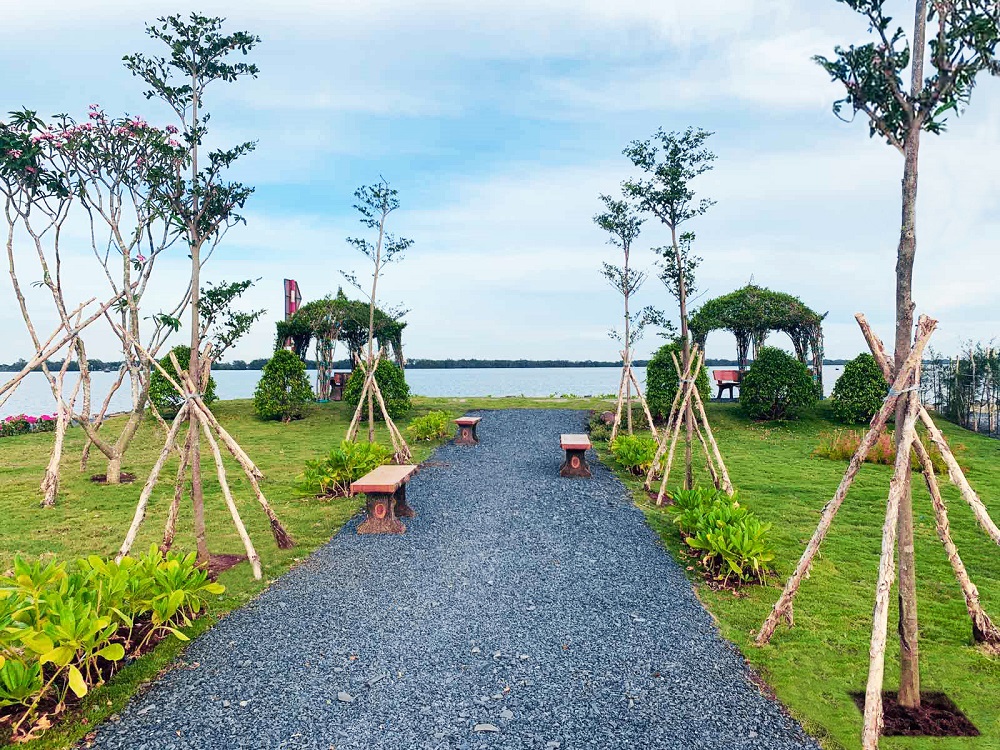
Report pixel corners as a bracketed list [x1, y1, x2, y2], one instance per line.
[609, 434, 658, 475]
[0, 547, 223, 737]
[813, 429, 960, 475]
[405, 411, 451, 442]
[253, 349, 313, 423]
[830, 353, 886, 424]
[149, 345, 217, 418]
[646, 341, 710, 421]
[587, 412, 612, 443]
[665, 487, 773, 585]
[740, 347, 817, 421]
[297, 440, 393, 498]
[343, 360, 411, 420]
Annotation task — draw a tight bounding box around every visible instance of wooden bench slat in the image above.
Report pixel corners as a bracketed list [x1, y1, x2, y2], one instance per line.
[351, 464, 419, 494]
[560, 433, 591, 451]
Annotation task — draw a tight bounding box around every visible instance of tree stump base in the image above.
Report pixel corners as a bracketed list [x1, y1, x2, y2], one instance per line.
[560, 448, 591, 478]
[454, 416, 481, 445]
[357, 489, 407, 534]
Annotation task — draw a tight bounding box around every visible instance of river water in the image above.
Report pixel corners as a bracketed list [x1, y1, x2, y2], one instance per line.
[0, 366, 844, 419]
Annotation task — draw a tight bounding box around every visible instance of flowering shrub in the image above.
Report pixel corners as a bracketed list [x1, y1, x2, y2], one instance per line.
[0, 414, 56, 438]
[813, 429, 960, 474]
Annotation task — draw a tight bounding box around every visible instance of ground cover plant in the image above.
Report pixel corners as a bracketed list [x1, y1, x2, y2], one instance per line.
[297, 440, 393, 498]
[666, 487, 774, 585]
[609, 433, 658, 475]
[813, 429, 960, 475]
[404, 411, 451, 442]
[0, 547, 224, 742]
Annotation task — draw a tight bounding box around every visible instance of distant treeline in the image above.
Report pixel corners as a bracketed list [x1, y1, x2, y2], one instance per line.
[1, 356, 859, 372]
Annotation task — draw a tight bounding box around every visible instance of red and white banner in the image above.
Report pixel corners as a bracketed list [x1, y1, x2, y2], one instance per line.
[283, 279, 302, 319]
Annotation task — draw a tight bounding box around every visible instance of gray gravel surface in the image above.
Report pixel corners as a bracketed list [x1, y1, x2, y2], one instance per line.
[89, 409, 818, 750]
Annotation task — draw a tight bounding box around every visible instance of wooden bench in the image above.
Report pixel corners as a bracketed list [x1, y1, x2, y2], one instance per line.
[560, 434, 592, 478]
[454, 415, 482, 445]
[351, 464, 419, 534]
[713, 369, 741, 399]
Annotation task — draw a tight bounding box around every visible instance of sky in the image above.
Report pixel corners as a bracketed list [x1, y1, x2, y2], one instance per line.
[1, 0, 998, 364]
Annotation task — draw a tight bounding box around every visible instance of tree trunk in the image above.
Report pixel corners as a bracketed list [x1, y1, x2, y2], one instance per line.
[670, 226, 694, 489]
[895, 0, 926, 704]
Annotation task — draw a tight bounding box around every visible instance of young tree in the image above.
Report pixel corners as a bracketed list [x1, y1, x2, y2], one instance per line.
[816, 0, 1000, 721]
[656, 231, 702, 308]
[594, 194, 666, 437]
[342, 179, 413, 459]
[623, 128, 716, 490]
[124, 13, 259, 563]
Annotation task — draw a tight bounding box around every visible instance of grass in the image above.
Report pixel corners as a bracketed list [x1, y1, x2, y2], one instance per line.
[2, 395, 998, 749]
[601, 401, 1000, 750]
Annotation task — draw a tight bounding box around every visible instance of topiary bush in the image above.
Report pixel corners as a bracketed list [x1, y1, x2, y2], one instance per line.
[149, 345, 217, 418]
[739, 346, 817, 421]
[344, 360, 411, 420]
[830, 353, 886, 424]
[253, 349, 313, 422]
[646, 340, 710, 421]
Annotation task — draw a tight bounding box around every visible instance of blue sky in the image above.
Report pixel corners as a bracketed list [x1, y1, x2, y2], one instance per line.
[2, 0, 998, 363]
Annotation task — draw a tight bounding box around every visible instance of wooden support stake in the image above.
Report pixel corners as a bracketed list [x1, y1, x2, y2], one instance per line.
[655, 351, 704, 505]
[627, 364, 660, 441]
[644, 350, 696, 490]
[756, 315, 937, 645]
[691, 385, 734, 495]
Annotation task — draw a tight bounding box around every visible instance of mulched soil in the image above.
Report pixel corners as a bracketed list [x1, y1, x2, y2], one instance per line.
[206, 553, 248, 579]
[89, 472, 137, 484]
[851, 692, 979, 737]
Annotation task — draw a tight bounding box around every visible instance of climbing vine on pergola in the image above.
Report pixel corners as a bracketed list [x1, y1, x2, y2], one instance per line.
[688, 284, 826, 389]
[275, 290, 407, 400]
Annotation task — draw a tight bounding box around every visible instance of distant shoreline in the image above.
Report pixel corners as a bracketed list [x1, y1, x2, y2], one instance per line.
[0, 358, 855, 373]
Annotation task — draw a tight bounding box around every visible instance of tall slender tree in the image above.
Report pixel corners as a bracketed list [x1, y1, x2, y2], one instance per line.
[125, 13, 259, 564]
[623, 128, 716, 489]
[816, 0, 1000, 718]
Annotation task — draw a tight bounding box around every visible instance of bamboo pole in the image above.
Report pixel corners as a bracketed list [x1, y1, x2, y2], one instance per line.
[914, 436, 1000, 647]
[644, 350, 696, 490]
[862, 384, 921, 750]
[691, 385, 734, 495]
[655, 351, 704, 505]
[200, 420, 262, 580]
[856, 313, 1000, 545]
[161, 429, 193, 552]
[693, 419, 720, 490]
[609, 358, 630, 442]
[627, 364, 660, 441]
[756, 315, 937, 645]
[116, 403, 190, 562]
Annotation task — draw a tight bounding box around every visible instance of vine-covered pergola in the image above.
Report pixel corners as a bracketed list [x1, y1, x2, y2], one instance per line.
[274, 289, 406, 400]
[689, 284, 827, 390]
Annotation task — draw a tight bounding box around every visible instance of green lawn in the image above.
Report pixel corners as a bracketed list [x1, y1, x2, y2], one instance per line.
[1, 396, 998, 750]
[603, 401, 1000, 750]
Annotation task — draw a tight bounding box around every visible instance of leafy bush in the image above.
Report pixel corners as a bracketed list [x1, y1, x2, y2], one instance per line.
[253, 349, 313, 422]
[587, 412, 612, 442]
[405, 411, 451, 442]
[149, 345, 217, 418]
[343, 360, 411, 420]
[0, 415, 56, 438]
[646, 341, 710, 422]
[0, 547, 224, 739]
[297, 440, 393, 498]
[830, 353, 886, 424]
[739, 346, 817, 421]
[813, 429, 961, 475]
[609, 434, 658, 475]
[665, 487, 774, 585]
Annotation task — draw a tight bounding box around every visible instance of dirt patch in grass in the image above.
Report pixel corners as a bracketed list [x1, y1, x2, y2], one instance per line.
[89, 472, 137, 484]
[207, 553, 247, 579]
[850, 692, 979, 737]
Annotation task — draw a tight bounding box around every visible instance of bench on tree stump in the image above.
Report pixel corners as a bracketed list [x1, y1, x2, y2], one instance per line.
[454, 415, 482, 445]
[712, 369, 741, 399]
[351, 464, 419, 534]
[560, 434, 592, 478]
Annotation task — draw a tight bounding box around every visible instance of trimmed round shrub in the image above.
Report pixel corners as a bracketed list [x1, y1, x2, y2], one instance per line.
[740, 346, 818, 421]
[149, 345, 217, 418]
[646, 341, 710, 422]
[830, 353, 886, 424]
[344, 359, 411, 420]
[253, 349, 313, 422]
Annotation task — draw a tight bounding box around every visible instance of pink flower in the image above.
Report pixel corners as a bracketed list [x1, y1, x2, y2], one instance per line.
[25, 416, 37, 424]
[6, 149, 22, 158]
[168, 139, 180, 148]
[165, 125, 179, 134]
[136, 253, 146, 263]
[40, 414, 53, 421]
[24, 166, 37, 174]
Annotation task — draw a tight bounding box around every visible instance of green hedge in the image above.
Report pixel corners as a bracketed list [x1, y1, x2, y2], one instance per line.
[253, 349, 313, 422]
[830, 353, 886, 424]
[739, 346, 817, 420]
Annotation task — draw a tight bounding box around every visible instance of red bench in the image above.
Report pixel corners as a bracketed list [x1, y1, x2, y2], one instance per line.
[560, 434, 592, 478]
[454, 415, 482, 445]
[351, 464, 419, 534]
[713, 369, 741, 399]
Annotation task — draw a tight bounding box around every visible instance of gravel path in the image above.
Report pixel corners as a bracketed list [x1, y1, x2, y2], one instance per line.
[90, 409, 818, 750]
